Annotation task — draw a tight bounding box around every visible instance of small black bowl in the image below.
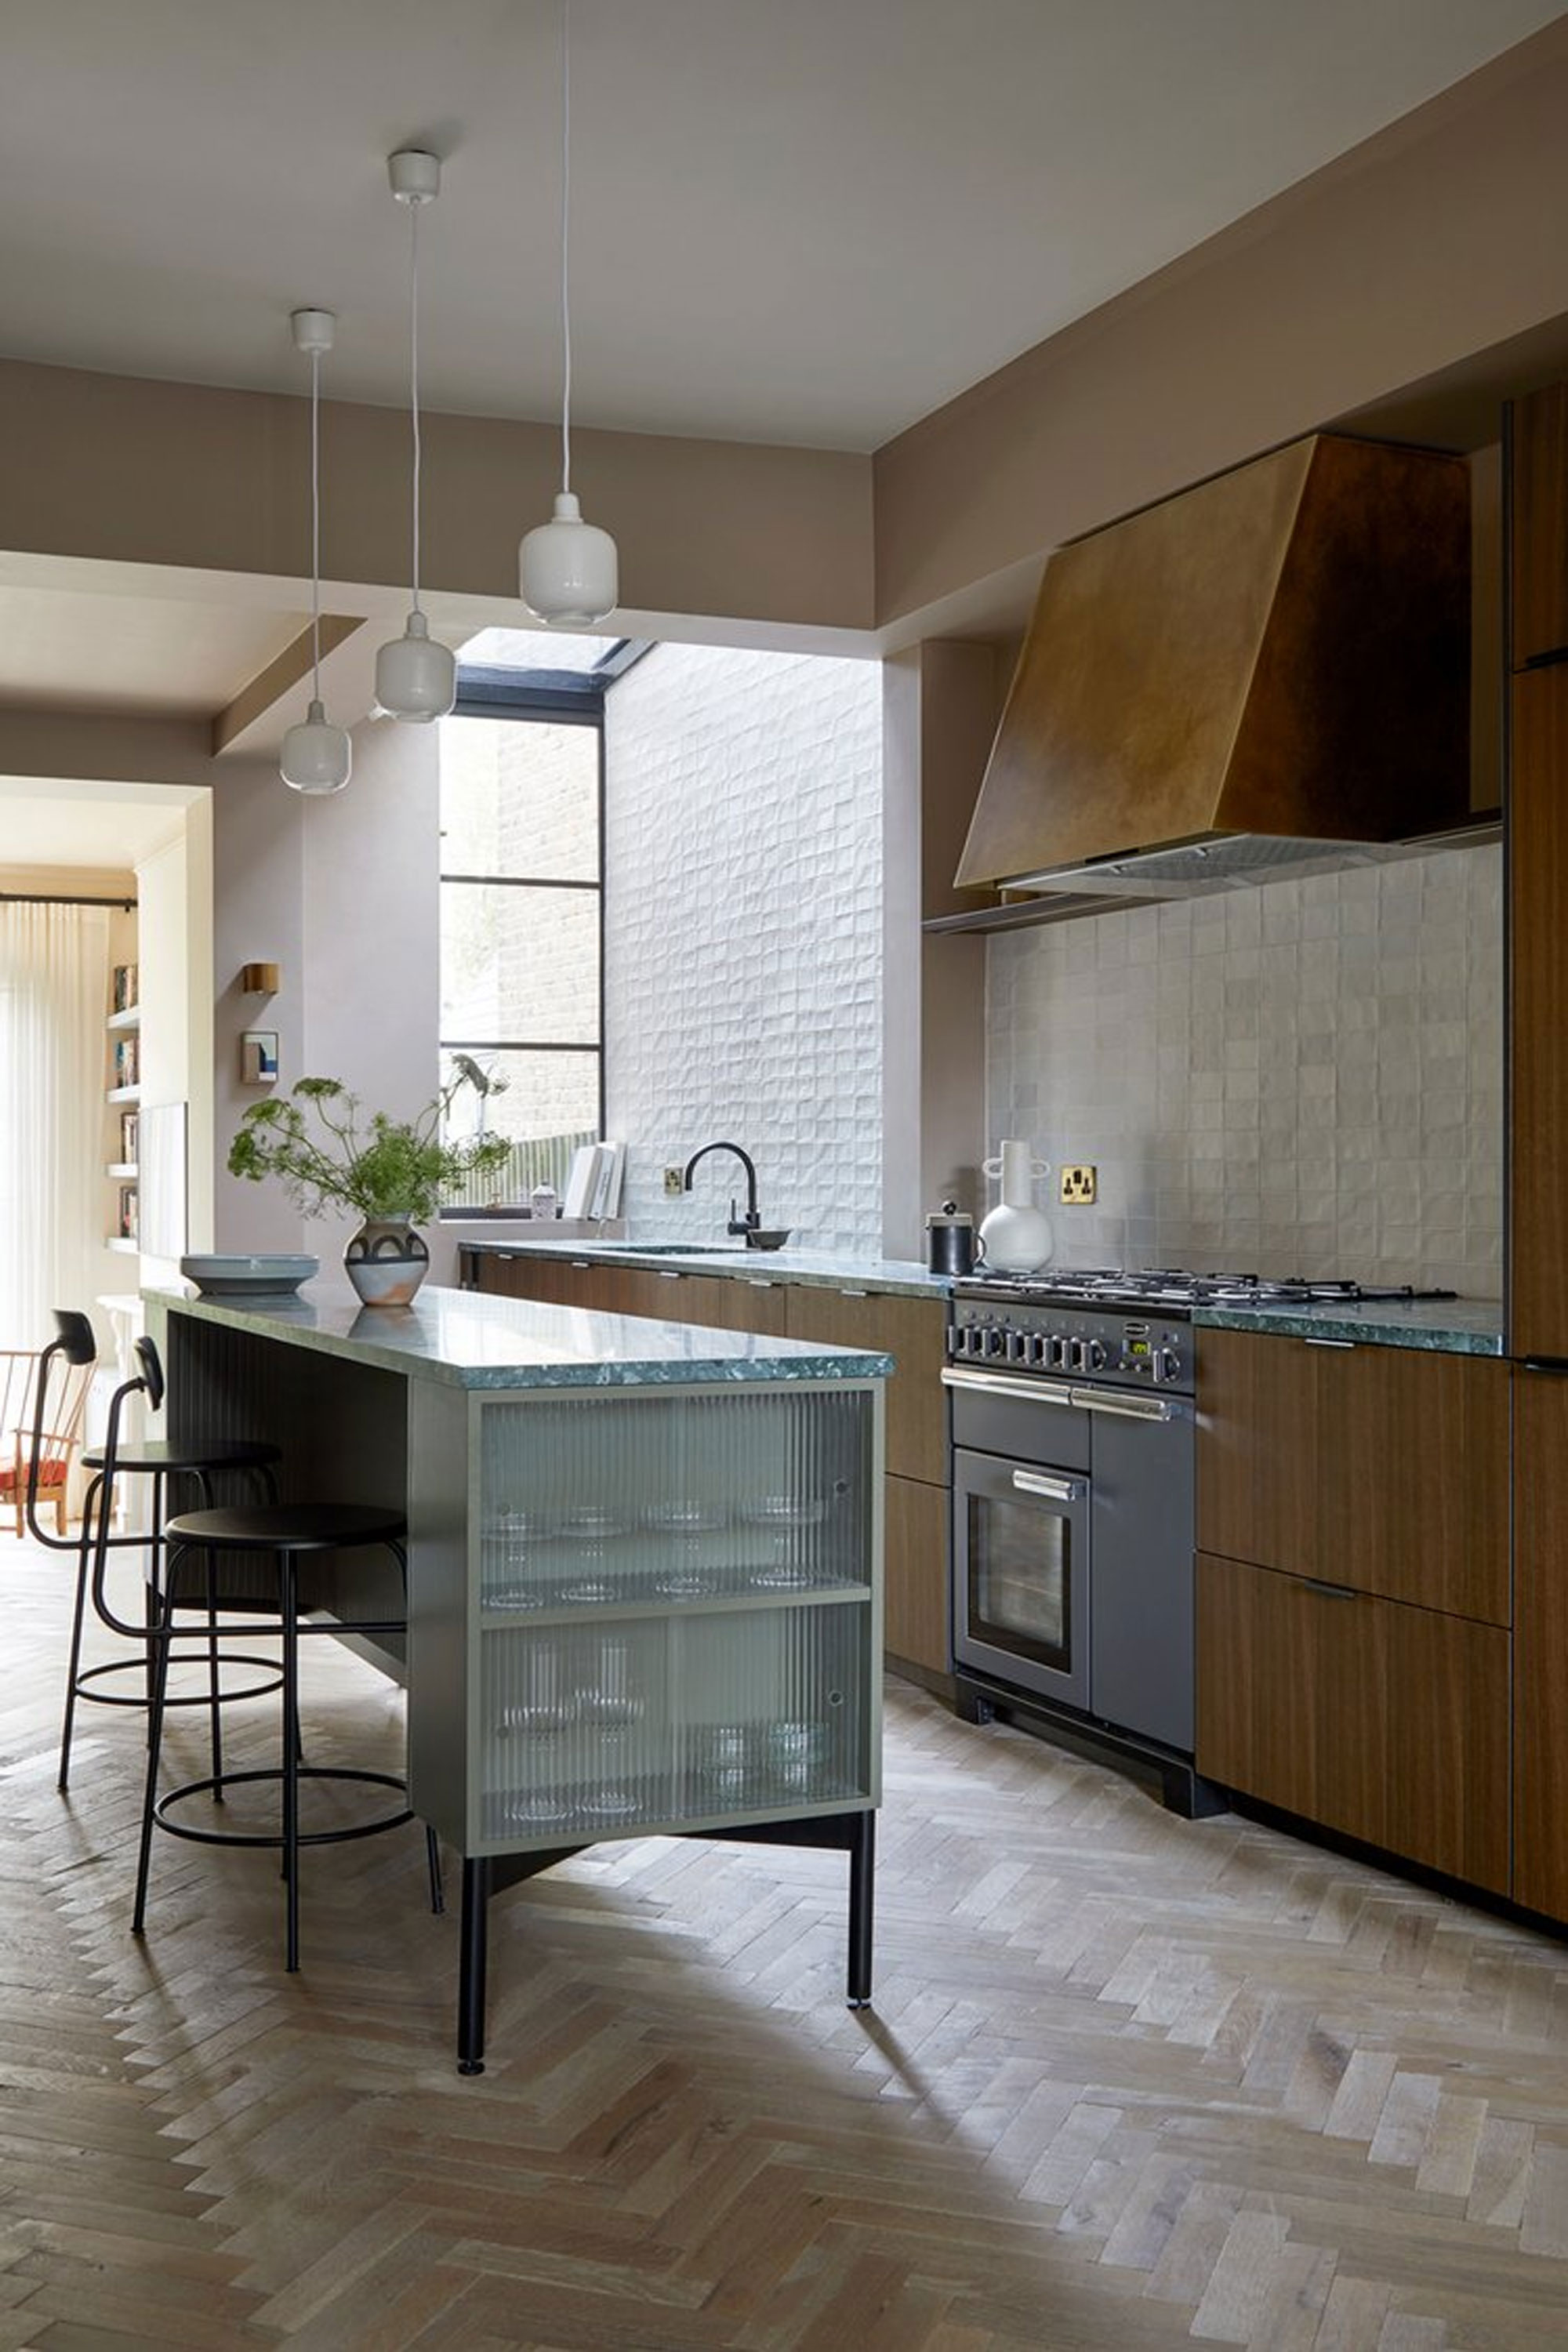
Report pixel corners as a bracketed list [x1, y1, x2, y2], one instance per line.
[745, 1229, 792, 1252]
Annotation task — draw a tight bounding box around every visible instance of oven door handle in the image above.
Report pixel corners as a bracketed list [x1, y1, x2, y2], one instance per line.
[941, 1366, 1076, 1407]
[1067, 1387, 1183, 1424]
[1012, 1469, 1086, 1504]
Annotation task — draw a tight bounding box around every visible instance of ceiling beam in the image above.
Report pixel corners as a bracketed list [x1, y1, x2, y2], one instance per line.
[212, 615, 363, 753]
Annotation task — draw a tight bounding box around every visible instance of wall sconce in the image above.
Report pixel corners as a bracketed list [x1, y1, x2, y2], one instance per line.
[241, 963, 281, 994]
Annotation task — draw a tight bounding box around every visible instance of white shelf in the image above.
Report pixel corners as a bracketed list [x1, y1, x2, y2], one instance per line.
[106, 1161, 139, 1179]
[105, 1237, 140, 1255]
[107, 1085, 140, 1105]
[106, 1007, 141, 1031]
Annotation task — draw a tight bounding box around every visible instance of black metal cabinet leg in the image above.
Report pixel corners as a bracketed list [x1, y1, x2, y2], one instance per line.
[458, 1858, 490, 2075]
[847, 1811, 875, 2009]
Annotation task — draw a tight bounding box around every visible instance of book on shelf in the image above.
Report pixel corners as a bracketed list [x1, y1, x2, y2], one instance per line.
[589, 1140, 626, 1221]
[112, 1036, 139, 1090]
[111, 963, 139, 1014]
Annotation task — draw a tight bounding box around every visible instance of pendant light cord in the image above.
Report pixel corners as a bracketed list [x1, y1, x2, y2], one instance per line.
[309, 345, 323, 698]
[409, 195, 424, 614]
[559, 0, 572, 499]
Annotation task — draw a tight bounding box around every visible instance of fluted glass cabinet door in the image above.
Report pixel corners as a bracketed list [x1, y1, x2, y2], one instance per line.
[408, 1378, 884, 1854]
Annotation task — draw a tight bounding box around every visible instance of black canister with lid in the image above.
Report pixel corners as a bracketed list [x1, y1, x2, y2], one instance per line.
[925, 1201, 978, 1277]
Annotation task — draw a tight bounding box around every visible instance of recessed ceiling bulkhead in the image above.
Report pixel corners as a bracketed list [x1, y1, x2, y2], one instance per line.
[956, 434, 1472, 899]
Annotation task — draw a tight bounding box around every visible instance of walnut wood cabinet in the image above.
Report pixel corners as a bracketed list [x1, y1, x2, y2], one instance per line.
[1195, 1327, 1511, 1893]
[1510, 382, 1568, 670]
[1197, 1552, 1509, 1894]
[465, 1252, 952, 1682]
[1508, 664, 1568, 1359]
[1196, 1327, 1508, 1624]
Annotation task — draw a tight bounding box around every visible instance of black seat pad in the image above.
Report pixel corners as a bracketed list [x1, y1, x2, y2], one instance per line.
[83, 1439, 281, 1474]
[163, 1503, 406, 1552]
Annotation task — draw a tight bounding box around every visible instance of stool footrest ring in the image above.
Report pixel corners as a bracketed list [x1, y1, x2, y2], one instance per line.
[153, 1765, 413, 1850]
[74, 1651, 285, 1709]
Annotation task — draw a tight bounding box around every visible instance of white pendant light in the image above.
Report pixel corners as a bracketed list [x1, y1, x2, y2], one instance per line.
[280, 309, 352, 795]
[520, 2, 619, 627]
[376, 148, 456, 722]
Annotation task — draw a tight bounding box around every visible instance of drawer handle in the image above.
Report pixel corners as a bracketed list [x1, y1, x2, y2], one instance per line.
[841, 1288, 869, 1298]
[656, 1270, 684, 1281]
[1304, 1337, 1356, 1351]
[1302, 1577, 1361, 1600]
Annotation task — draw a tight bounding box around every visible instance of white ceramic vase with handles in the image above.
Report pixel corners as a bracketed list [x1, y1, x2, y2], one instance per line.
[979, 1139, 1054, 1271]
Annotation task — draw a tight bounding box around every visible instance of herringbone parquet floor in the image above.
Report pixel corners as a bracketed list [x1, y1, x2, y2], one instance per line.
[3, 1530, 1567, 2349]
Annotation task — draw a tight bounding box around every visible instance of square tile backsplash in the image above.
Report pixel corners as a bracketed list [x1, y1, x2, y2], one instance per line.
[987, 845, 1502, 1297]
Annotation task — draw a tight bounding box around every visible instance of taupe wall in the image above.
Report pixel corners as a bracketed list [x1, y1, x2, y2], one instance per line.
[873, 17, 1568, 629]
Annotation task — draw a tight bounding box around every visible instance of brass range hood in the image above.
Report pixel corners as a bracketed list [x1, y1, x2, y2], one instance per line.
[956, 434, 1472, 903]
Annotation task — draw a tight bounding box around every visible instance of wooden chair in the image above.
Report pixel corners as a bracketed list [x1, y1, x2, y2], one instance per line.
[1, 1345, 93, 1536]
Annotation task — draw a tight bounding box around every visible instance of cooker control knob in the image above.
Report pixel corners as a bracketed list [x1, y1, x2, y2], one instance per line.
[1084, 1340, 1107, 1371]
[985, 1327, 1007, 1359]
[1005, 1330, 1029, 1363]
[1046, 1335, 1069, 1370]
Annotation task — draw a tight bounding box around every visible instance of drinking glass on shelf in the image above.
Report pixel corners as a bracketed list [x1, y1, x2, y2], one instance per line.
[576, 1638, 644, 1818]
[766, 1719, 830, 1794]
[699, 1721, 756, 1806]
[497, 1640, 577, 1826]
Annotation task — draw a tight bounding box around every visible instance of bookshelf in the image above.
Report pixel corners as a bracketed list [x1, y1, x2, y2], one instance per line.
[106, 963, 140, 1249]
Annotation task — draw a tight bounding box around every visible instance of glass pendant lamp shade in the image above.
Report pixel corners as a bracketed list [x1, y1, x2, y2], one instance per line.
[281, 308, 351, 795]
[281, 698, 352, 793]
[375, 610, 456, 722]
[520, 492, 618, 628]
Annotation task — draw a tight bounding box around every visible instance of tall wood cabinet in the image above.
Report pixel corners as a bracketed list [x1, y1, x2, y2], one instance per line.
[463, 1250, 952, 1684]
[1196, 1327, 1511, 1894]
[1508, 383, 1568, 1913]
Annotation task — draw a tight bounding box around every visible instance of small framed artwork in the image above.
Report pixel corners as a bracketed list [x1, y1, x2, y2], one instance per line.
[118, 1185, 139, 1243]
[119, 1109, 139, 1167]
[240, 1030, 279, 1086]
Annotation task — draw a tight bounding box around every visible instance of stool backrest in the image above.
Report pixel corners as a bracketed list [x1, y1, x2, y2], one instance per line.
[11, 1321, 97, 1545]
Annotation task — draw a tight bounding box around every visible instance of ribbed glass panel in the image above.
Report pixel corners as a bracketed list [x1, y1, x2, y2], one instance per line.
[478, 1388, 873, 1611]
[477, 1386, 874, 1844]
[481, 1604, 869, 1841]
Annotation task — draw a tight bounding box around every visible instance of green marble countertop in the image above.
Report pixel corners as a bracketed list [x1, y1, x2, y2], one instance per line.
[459, 1237, 949, 1301]
[155, 1284, 895, 1391]
[1193, 1296, 1504, 1355]
[452, 1244, 1505, 1354]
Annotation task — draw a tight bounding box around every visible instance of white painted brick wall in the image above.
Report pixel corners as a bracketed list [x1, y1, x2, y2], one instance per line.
[604, 644, 883, 1254]
[987, 845, 1503, 1296]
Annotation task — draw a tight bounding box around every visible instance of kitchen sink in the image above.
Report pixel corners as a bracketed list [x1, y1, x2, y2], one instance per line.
[617, 1240, 747, 1254]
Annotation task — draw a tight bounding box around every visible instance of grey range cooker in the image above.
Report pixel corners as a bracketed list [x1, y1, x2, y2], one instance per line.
[942, 1269, 1455, 1816]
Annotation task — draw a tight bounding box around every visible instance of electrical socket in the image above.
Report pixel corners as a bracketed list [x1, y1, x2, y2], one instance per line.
[662, 1164, 684, 1197]
[1059, 1163, 1097, 1205]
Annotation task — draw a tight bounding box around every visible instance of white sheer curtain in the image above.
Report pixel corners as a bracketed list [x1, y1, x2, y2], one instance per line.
[0, 901, 111, 1348]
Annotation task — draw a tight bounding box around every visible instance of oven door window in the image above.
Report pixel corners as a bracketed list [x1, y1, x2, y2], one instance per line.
[966, 1485, 1076, 1671]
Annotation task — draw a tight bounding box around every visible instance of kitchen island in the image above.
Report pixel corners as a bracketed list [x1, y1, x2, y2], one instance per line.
[147, 1283, 891, 2071]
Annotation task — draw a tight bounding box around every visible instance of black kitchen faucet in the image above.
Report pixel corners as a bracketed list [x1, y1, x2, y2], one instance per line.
[682, 1139, 761, 1239]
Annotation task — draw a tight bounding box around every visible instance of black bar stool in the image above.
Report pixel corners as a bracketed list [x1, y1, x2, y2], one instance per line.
[27, 1312, 283, 1790]
[119, 1425, 443, 1971]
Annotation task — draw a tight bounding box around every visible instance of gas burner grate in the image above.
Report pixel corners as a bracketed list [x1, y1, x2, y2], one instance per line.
[953, 1268, 1457, 1309]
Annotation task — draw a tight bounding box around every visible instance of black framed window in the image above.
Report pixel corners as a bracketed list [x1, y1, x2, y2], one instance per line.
[436, 642, 636, 1210]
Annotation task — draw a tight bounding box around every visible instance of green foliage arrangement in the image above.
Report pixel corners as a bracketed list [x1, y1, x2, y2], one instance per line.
[227, 1071, 514, 1225]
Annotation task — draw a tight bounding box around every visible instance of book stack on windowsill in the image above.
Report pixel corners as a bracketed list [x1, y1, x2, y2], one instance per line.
[563, 1141, 626, 1222]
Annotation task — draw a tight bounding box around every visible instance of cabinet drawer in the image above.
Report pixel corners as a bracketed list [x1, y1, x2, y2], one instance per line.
[1196, 1328, 1508, 1624]
[1196, 1552, 1509, 1893]
[786, 1290, 946, 1483]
